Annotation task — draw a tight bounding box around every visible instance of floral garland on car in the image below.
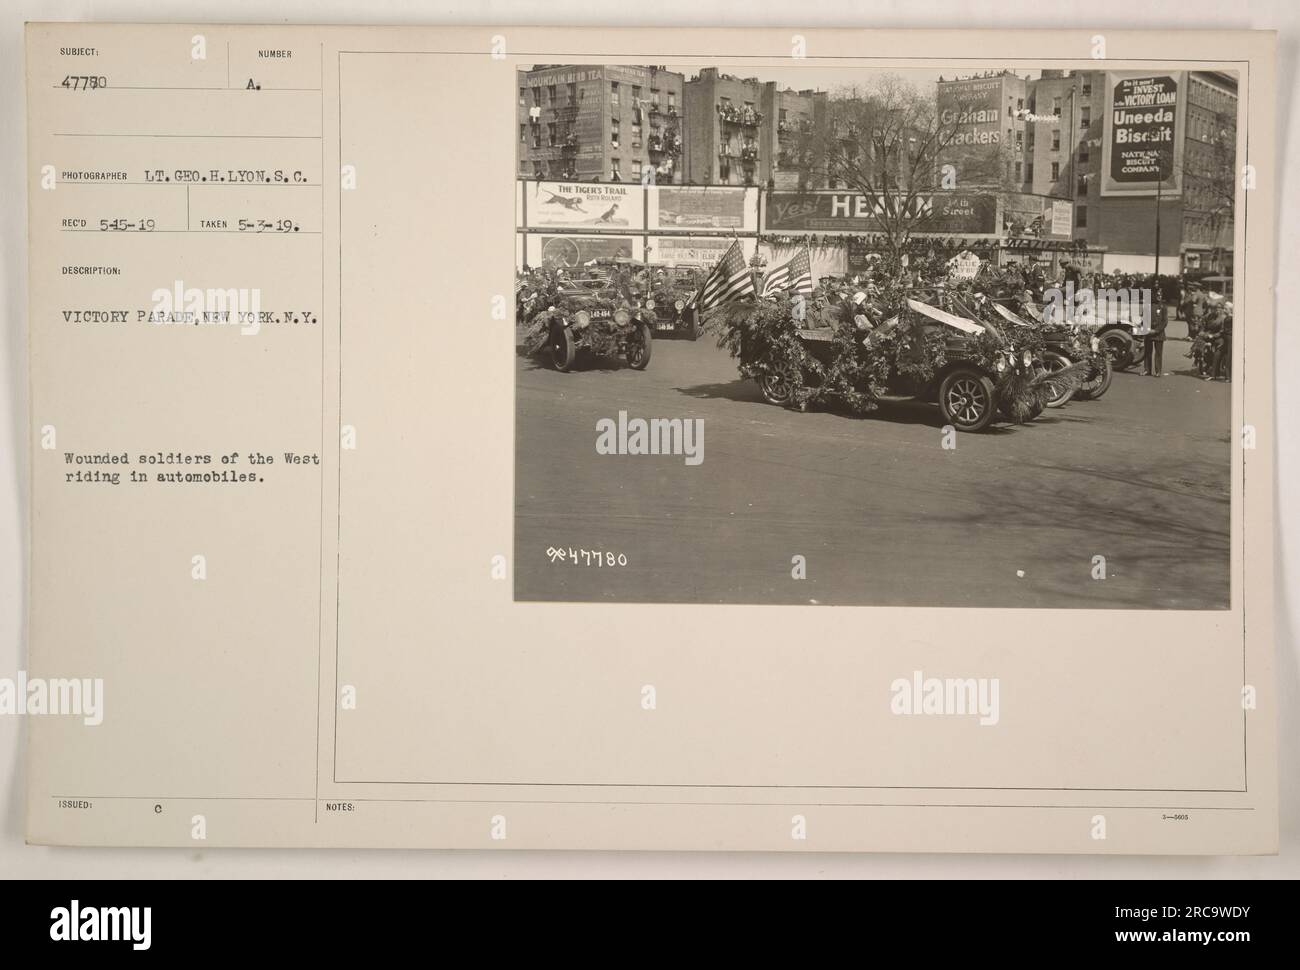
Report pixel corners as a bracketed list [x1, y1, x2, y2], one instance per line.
[704, 287, 1084, 425]
[704, 292, 953, 415]
[520, 294, 624, 359]
[518, 265, 638, 360]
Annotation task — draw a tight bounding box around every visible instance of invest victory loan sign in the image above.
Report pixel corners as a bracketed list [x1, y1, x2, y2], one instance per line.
[1100, 71, 1187, 197]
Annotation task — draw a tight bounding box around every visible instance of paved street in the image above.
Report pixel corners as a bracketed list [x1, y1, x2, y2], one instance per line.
[515, 321, 1230, 609]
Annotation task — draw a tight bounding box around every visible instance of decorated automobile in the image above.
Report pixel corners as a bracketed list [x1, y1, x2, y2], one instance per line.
[985, 299, 1113, 405]
[706, 288, 1082, 433]
[640, 265, 703, 340]
[1038, 291, 1150, 371]
[519, 272, 653, 372]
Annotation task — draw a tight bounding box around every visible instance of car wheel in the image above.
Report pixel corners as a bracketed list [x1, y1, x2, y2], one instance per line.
[938, 367, 997, 433]
[626, 322, 652, 370]
[757, 371, 793, 406]
[551, 326, 576, 372]
[1075, 356, 1112, 400]
[1100, 329, 1136, 371]
[1041, 352, 1076, 408]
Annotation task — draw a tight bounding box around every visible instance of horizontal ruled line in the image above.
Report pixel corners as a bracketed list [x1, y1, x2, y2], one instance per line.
[51, 795, 1256, 811]
[55, 132, 322, 140]
[53, 85, 322, 92]
[60, 229, 322, 235]
[56, 182, 322, 187]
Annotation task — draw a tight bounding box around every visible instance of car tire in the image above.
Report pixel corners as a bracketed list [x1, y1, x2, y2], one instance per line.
[1100, 329, 1136, 371]
[1041, 352, 1076, 408]
[1075, 356, 1113, 400]
[550, 326, 576, 372]
[626, 322, 652, 370]
[758, 371, 793, 406]
[938, 367, 997, 433]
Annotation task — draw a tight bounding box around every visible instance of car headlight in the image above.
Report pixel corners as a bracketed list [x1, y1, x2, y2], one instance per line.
[614, 308, 631, 326]
[645, 298, 655, 310]
[995, 357, 1008, 374]
[674, 300, 685, 312]
[1021, 350, 1033, 368]
[1090, 336, 1100, 352]
[573, 310, 590, 330]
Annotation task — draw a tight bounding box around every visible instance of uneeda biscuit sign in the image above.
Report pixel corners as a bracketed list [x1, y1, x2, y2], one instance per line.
[1101, 71, 1189, 197]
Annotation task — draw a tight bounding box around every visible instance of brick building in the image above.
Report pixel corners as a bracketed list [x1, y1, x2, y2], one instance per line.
[936, 68, 1238, 273]
[517, 65, 685, 183]
[1017, 69, 1237, 272]
[682, 68, 822, 187]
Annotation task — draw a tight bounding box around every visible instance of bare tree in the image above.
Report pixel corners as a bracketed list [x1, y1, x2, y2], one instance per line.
[1197, 111, 1238, 263]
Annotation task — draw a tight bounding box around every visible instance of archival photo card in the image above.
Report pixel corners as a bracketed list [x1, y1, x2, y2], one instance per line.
[514, 63, 1239, 610]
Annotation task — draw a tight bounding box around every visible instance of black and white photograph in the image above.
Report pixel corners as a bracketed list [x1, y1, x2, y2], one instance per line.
[514, 63, 1239, 609]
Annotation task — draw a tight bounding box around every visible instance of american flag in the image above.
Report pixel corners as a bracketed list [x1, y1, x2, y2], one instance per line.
[761, 248, 814, 298]
[691, 240, 756, 312]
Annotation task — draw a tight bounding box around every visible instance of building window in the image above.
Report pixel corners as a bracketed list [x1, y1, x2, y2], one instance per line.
[1051, 130, 1060, 151]
[518, 87, 525, 107]
[1026, 162, 1034, 182]
[1081, 82, 1091, 96]
[1080, 107, 1091, 128]
[1077, 177, 1088, 196]
[610, 82, 620, 107]
[1079, 147, 1090, 163]
[1076, 205, 1087, 228]
[1017, 97, 1024, 110]
[568, 82, 577, 105]
[519, 123, 526, 143]
[548, 123, 557, 147]
[632, 85, 641, 102]
[667, 92, 676, 112]
[532, 87, 542, 106]
[1051, 161, 1060, 181]
[632, 160, 642, 179]
[547, 84, 556, 103]
[611, 158, 622, 181]
[1015, 161, 1022, 181]
[611, 120, 620, 148]
[1053, 96, 1062, 116]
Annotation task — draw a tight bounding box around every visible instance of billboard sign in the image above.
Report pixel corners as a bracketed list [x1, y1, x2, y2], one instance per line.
[649, 236, 744, 266]
[650, 187, 749, 230]
[765, 191, 997, 235]
[534, 235, 637, 268]
[937, 78, 1003, 148]
[1100, 72, 1186, 197]
[522, 181, 645, 230]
